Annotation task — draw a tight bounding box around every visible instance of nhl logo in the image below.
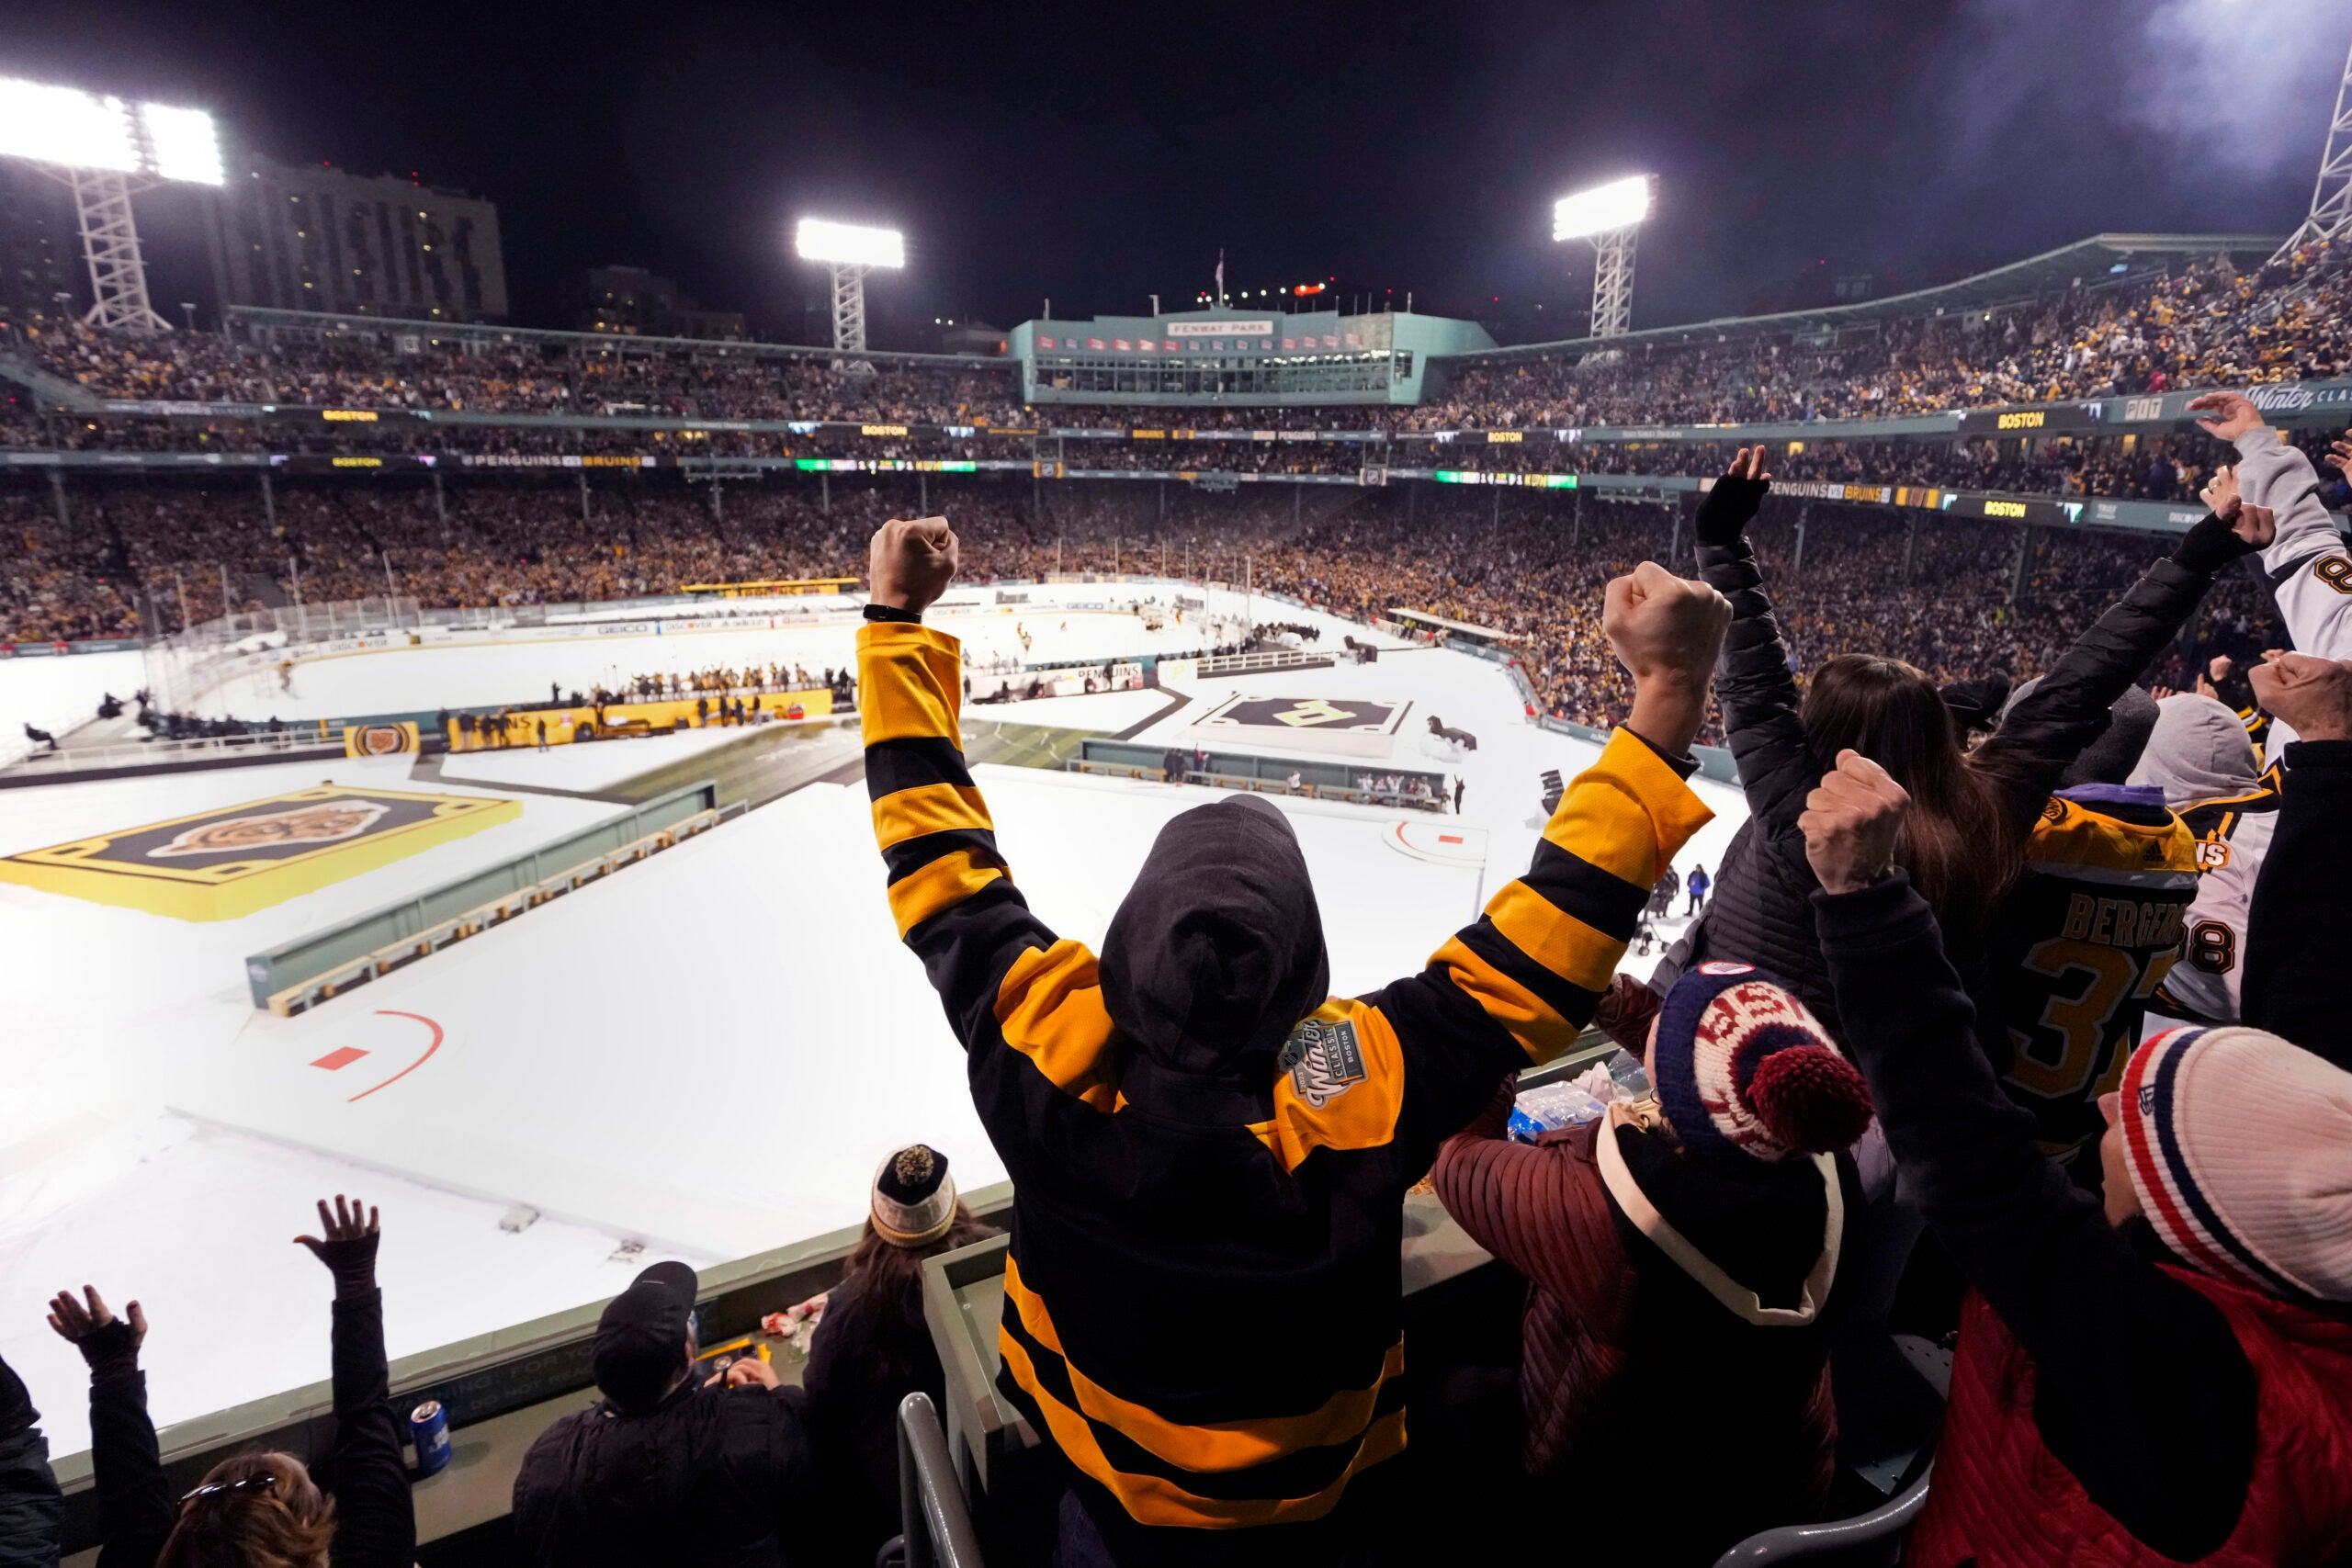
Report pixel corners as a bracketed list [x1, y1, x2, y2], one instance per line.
[356, 726, 408, 757]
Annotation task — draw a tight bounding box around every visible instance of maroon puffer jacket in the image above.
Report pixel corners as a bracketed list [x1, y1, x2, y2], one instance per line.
[1433, 1085, 1851, 1566]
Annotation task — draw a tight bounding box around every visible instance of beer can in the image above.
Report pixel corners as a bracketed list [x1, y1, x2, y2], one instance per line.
[409, 1398, 451, 1478]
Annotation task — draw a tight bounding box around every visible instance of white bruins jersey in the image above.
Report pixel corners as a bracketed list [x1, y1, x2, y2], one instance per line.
[2151, 784, 2281, 1027]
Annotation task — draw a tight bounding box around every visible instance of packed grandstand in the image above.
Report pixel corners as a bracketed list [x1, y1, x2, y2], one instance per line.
[10, 145, 2352, 1568]
[4, 231, 2336, 732]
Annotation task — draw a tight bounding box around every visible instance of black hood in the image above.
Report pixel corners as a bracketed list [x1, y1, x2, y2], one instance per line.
[1099, 793, 1330, 1079]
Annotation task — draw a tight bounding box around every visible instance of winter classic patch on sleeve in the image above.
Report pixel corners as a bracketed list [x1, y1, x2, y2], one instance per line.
[1280, 1016, 1368, 1109]
[1252, 1004, 1406, 1170]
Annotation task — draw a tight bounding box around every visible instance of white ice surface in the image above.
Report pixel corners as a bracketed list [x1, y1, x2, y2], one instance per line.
[0, 649, 144, 742]
[962, 687, 1173, 732]
[0, 1116, 701, 1458]
[187, 588, 1302, 723]
[0, 592, 1744, 1461]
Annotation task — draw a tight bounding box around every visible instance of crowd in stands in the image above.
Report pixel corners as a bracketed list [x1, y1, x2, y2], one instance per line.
[18, 321, 1026, 426]
[6, 396, 2350, 1568]
[13, 240, 2352, 446]
[0, 1160, 1002, 1568]
[846, 412, 2352, 1564]
[2, 473, 2287, 745]
[1412, 240, 2352, 428]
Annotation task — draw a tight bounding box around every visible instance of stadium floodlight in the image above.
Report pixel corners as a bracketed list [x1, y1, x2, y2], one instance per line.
[795, 219, 905, 269]
[795, 219, 904, 371]
[1552, 175, 1653, 339]
[0, 76, 224, 330]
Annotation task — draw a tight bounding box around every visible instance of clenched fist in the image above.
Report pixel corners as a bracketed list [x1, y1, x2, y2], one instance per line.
[1604, 561, 1732, 756]
[1800, 749, 1910, 896]
[1605, 562, 1731, 686]
[868, 516, 958, 615]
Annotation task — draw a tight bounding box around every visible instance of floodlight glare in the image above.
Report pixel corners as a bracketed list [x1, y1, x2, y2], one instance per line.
[141, 103, 224, 186]
[795, 219, 905, 269]
[0, 75, 225, 329]
[0, 77, 221, 184]
[1552, 175, 1653, 242]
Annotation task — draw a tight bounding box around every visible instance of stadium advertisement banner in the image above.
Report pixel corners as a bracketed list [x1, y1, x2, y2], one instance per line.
[1432, 470, 1577, 488]
[454, 455, 663, 469]
[1955, 402, 2104, 437]
[790, 458, 979, 473]
[1775, 480, 1894, 503]
[1949, 494, 2080, 527]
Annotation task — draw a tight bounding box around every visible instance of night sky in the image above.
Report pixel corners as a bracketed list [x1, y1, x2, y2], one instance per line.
[6, 0, 2351, 344]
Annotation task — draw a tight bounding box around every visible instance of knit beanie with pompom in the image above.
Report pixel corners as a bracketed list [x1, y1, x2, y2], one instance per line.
[871, 1144, 957, 1247]
[1650, 963, 1873, 1162]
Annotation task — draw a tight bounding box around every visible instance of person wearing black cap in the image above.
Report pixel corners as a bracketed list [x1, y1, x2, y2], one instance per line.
[803, 1145, 1000, 1563]
[512, 1259, 820, 1568]
[857, 516, 1732, 1567]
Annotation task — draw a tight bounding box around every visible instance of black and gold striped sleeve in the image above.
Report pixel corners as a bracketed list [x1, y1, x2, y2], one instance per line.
[1372, 729, 1713, 1159]
[858, 620, 1060, 1047]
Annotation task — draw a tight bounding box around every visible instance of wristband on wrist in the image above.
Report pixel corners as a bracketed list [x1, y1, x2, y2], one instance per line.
[2170, 512, 2257, 575]
[863, 604, 922, 624]
[80, 1319, 139, 1374]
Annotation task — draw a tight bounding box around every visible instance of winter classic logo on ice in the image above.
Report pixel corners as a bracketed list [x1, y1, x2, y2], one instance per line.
[1282, 1018, 1368, 1109]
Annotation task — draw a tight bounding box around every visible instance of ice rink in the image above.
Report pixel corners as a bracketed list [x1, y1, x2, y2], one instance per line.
[0, 583, 1746, 1456]
[185, 593, 1261, 723]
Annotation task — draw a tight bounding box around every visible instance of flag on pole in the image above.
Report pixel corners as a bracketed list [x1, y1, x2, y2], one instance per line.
[1215, 249, 1225, 304]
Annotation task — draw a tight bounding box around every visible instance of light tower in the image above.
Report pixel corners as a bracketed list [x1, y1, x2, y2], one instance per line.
[2274, 36, 2352, 263]
[795, 218, 905, 372]
[0, 77, 224, 329]
[1553, 175, 1654, 339]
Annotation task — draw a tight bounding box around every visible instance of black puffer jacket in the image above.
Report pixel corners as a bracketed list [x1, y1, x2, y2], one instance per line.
[1683, 513, 2232, 1039]
[0, 1356, 62, 1568]
[512, 1380, 820, 1568]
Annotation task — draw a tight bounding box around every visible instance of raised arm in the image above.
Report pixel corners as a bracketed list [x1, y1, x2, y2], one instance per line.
[1972, 483, 2271, 829]
[1373, 562, 1722, 1158]
[46, 1287, 173, 1568]
[1691, 448, 1824, 833]
[855, 521, 1110, 1171]
[295, 1196, 414, 1568]
[1799, 754, 2254, 1564]
[2199, 395, 2352, 662]
[2241, 655, 2352, 1062]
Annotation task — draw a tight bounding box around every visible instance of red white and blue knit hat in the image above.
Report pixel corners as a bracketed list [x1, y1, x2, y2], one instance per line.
[2120, 1026, 2352, 1303]
[1651, 963, 1873, 1163]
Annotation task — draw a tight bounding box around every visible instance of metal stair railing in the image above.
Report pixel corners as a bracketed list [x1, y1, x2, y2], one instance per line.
[891, 1391, 984, 1568]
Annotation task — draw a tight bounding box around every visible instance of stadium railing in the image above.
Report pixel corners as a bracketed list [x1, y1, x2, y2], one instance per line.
[44, 1183, 1013, 1560]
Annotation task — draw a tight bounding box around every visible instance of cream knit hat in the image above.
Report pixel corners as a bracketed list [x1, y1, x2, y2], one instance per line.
[2121, 1027, 2352, 1303]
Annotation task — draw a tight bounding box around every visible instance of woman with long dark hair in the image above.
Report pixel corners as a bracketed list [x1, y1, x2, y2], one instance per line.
[1678, 446, 2267, 1035]
[801, 1145, 999, 1562]
[45, 1195, 414, 1568]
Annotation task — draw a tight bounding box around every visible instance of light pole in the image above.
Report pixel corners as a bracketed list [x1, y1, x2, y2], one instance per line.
[1553, 175, 1655, 340]
[2276, 36, 2352, 262]
[0, 78, 224, 330]
[795, 218, 905, 374]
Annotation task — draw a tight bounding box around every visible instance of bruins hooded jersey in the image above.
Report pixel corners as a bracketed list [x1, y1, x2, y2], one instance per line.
[857, 619, 1710, 1562]
[1988, 786, 2200, 1162]
[2150, 785, 2281, 1027]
